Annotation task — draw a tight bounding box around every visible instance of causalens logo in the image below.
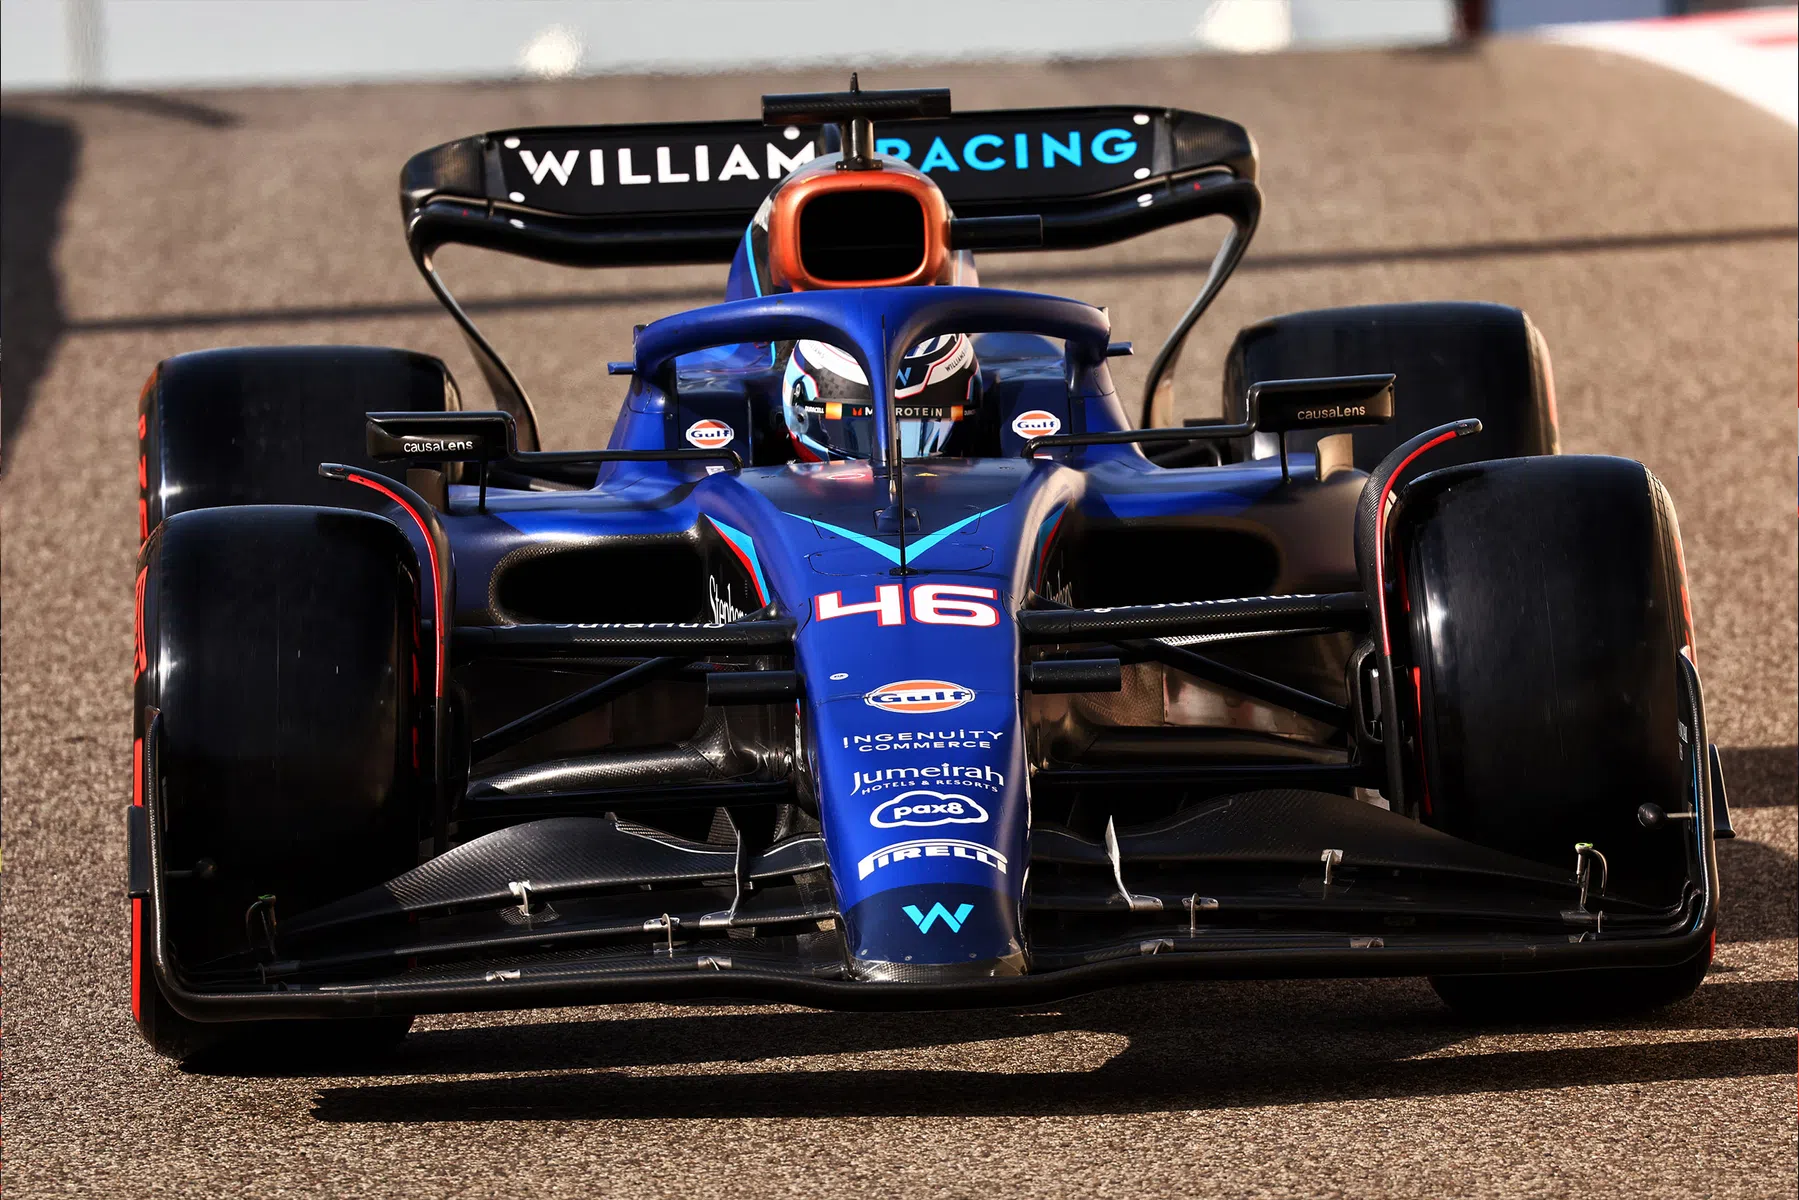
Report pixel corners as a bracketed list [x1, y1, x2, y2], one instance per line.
[904, 902, 975, 933]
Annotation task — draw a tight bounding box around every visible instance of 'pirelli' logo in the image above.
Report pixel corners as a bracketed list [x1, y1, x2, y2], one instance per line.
[856, 838, 1008, 881]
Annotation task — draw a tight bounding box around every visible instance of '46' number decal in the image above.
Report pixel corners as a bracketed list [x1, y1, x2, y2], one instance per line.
[814, 584, 1000, 628]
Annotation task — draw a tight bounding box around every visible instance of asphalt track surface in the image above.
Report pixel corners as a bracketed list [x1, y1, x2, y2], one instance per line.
[3, 39, 1795, 1199]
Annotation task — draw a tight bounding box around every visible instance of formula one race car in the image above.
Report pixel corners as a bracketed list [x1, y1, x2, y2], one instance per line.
[129, 82, 1730, 1059]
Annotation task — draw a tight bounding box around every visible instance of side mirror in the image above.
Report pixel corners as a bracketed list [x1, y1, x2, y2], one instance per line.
[1246, 374, 1395, 483]
[366, 411, 517, 464]
[1248, 374, 1395, 434]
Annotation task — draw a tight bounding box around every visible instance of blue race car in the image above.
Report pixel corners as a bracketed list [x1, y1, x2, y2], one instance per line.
[128, 83, 1728, 1059]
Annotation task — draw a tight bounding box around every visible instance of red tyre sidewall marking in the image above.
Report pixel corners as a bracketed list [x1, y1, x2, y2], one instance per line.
[131, 736, 144, 1022]
[1373, 430, 1459, 658]
[344, 473, 445, 700]
[1410, 666, 1431, 818]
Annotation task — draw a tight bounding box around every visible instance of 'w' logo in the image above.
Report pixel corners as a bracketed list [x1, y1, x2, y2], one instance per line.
[902, 902, 975, 933]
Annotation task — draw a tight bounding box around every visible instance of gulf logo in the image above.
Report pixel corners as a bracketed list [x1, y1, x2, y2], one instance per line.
[864, 679, 974, 714]
[685, 419, 735, 449]
[1010, 409, 1062, 438]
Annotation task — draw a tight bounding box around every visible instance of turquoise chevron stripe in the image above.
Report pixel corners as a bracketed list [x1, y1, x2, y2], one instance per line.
[794, 506, 1002, 565]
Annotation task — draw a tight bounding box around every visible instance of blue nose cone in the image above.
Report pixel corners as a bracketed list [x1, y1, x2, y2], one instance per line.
[795, 565, 1030, 981]
[844, 883, 1025, 981]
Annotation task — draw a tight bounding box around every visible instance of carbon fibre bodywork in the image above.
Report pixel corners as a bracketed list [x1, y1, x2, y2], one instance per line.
[129, 89, 1723, 1033]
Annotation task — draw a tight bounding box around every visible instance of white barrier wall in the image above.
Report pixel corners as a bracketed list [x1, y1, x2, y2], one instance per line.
[1545, 6, 1797, 124]
[2, 0, 1454, 91]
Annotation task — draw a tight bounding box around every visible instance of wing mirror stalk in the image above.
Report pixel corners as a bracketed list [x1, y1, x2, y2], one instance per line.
[365, 410, 741, 512]
[1022, 372, 1394, 481]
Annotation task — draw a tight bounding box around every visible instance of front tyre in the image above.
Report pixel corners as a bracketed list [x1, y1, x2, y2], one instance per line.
[133, 505, 426, 1061]
[1393, 456, 1709, 1020]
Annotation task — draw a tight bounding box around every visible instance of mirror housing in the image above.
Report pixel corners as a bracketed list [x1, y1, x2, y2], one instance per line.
[1248, 374, 1395, 434]
[366, 411, 517, 464]
[1017, 373, 1393, 471]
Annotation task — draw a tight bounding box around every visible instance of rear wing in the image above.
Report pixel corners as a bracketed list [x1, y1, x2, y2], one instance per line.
[399, 98, 1261, 447]
[401, 106, 1257, 267]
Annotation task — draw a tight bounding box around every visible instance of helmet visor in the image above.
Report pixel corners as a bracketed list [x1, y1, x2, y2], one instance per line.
[783, 335, 978, 461]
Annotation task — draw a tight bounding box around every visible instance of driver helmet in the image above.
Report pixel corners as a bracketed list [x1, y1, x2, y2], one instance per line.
[782, 334, 980, 461]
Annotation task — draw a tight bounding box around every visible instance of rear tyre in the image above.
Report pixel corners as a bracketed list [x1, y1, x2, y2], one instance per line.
[133, 505, 425, 1061]
[1221, 302, 1558, 471]
[138, 344, 457, 536]
[1392, 455, 1707, 1019]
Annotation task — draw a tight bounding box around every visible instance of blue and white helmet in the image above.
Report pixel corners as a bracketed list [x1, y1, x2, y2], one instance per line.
[782, 334, 980, 461]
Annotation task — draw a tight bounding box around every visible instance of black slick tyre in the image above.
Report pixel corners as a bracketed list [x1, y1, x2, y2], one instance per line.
[1222, 302, 1558, 471]
[1390, 455, 1707, 1020]
[132, 505, 425, 1062]
[137, 344, 457, 537]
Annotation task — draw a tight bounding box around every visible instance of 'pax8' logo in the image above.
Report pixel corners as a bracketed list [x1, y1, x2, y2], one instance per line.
[813, 584, 1000, 627]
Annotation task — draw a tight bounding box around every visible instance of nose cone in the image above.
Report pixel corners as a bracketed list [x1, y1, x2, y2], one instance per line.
[844, 883, 1026, 981]
[817, 700, 1030, 980]
[797, 577, 1028, 982]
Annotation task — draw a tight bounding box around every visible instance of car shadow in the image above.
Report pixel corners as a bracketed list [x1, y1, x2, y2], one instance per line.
[1717, 835, 1799, 943]
[293, 976, 1795, 1123]
[0, 110, 78, 475]
[58, 89, 239, 130]
[1721, 745, 1796, 809]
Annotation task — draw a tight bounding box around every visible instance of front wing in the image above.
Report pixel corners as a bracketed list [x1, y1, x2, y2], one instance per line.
[137, 687, 1721, 1020]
